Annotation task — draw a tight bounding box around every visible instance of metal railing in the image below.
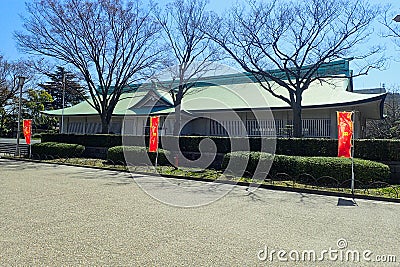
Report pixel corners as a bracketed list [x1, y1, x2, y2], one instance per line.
[301, 119, 331, 137]
[0, 143, 29, 156]
[210, 119, 331, 137]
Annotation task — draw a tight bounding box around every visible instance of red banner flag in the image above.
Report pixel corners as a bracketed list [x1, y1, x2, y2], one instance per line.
[23, 119, 32, 145]
[149, 116, 160, 152]
[337, 112, 353, 158]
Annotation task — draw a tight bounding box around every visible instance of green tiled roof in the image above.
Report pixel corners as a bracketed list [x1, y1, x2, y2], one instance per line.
[43, 74, 386, 119]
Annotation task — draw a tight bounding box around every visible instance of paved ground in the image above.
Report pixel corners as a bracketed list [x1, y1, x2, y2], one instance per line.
[1, 159, 400, 266]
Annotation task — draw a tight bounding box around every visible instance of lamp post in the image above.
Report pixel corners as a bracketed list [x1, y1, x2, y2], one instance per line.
[15, 76, 26, 157]
[393, 15, 400, 22]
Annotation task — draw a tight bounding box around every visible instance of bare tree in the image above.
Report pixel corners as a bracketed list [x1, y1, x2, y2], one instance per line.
[153, 0, 221, 136]
[0, 55, 21, 137]
[366, 86, 400, 139]
[0, 55, 26, 108]
[208, 0, 383, 137]
[381, 6, 400, 48]
[0, 55, 34, 137]
[15, 0, 162, 133]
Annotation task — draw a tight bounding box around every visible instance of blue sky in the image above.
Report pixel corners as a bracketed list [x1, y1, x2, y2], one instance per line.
[1, 0, 399, 90]
[0, 1, 25, 60]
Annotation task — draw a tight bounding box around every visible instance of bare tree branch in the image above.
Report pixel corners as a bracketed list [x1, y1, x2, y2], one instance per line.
[15, 0, 162, 133]
[153, 0, 222, 136]
[208, 0, 383, 137]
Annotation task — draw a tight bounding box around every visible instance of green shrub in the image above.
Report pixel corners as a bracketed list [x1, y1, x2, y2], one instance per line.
[31, 142, 84, 158]
[161, 136, 276, 154]
[107, 146, 170, 166]
[275, 138, 400, 161]
[221, 151, 274, 175]
[31, 133, 42, 139]
[222, 152, 390, 185]
[41, 134, 400, 162]
[355, 139, 400, 161]
[174, 137, 400, 162]
[275, 138, 337, 157]
[41, 134, 123, 148]
[272, 156, 390, 185]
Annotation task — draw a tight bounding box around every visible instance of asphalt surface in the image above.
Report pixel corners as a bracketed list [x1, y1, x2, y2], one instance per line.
[1, 159, 400, 266]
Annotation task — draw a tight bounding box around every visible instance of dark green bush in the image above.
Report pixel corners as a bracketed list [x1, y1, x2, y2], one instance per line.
[221, 151, 274, 175]
[177, 136, 232, 153]
[32, 133, 42, 139]
[222, 152, 390, 185]
[161, 136, 276, 154]
[272, 156, 390, 185]
[41, 133, 123, 148]
[107, 146, 170, 166]
[275, 138, 337, 157]
[275, 138, 400, 161]
[31, 142, 84, 158]
[41, 134, 400, 161]
[355, 139, 400, 161]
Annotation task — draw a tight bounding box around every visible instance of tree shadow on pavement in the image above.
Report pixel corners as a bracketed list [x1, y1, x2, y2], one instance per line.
[0, 159, 59, 171]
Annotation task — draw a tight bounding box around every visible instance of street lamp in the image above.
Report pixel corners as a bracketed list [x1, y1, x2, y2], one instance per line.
[15, 76, 26, 157]
[393, 15, 400, 22]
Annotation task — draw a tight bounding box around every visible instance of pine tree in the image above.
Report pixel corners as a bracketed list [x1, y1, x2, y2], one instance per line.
[39, 66, 85, 110]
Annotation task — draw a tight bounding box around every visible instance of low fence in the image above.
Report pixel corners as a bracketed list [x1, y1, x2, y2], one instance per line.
[0, 143, 29, 156]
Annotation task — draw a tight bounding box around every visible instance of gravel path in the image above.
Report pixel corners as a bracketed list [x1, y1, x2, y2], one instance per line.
[1, 158, 400, 266]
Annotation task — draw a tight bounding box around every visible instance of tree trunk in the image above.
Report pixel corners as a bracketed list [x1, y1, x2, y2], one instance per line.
[0, 113, 4, 136]
[173, 104, 182, 136]
[100, 114, 110, 134]
[292, 96, 303, 138]
[173, 87, 183, 137]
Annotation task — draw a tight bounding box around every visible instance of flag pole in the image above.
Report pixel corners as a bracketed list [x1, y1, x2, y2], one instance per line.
[351, 111, 355, 195]
[155, 118, 159, 170]
[155, 147, 159, 169]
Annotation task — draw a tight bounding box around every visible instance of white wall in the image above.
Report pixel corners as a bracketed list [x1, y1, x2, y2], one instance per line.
[63, 107, 365, 139]
[66, 116, 123, 134]
[121, 117, 147, 135]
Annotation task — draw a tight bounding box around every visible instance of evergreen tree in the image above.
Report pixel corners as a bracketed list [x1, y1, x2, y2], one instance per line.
[39, 66, 85, 110]
[24, 88, 57, 131]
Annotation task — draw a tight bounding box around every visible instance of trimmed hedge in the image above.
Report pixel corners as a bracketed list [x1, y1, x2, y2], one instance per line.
[275, 138, 400, 161]
[107, 146, 170, 166]
[272, 156, 390, 185]
[41, 134, 400, 162]
[31, 142, 84, 158]
[32, 133, 42, 139]
[354, 139, 400, 162]
[222, 152, 390, 185]
[41, 133, 123, 147]
[275, 138, 336, 157]
[221, 151, 274, 175]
